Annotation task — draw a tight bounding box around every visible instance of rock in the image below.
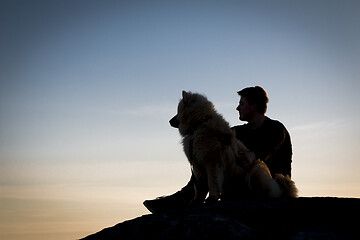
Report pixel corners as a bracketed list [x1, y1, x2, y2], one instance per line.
[80, 197, 360, 240]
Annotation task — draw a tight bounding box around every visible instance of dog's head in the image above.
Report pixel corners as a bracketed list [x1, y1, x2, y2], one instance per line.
[169, 91, 214, 136]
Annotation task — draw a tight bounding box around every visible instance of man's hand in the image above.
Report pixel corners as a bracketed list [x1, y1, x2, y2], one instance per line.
[237, 151, 256, 169]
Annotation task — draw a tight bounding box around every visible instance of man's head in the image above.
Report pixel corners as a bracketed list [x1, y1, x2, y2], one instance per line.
[236, 86, 268, 121]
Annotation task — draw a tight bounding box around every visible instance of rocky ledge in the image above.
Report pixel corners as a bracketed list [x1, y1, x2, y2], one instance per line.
[81, 197, 359, 240]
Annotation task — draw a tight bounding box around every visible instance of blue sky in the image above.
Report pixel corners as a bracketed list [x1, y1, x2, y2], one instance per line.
[1, 0, 360, 239]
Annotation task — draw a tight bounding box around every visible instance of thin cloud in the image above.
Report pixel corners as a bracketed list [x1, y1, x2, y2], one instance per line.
[290, 120, 340, 133]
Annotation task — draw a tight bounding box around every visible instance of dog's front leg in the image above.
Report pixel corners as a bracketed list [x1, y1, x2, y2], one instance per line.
[192, 165, 208, 204]
[205, 163, 223, 203]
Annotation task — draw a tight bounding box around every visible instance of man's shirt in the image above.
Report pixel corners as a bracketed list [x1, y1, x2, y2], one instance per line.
[232, 116, 292, 177]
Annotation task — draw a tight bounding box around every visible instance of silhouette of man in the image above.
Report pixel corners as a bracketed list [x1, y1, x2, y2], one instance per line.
[144, 86, 292, 213]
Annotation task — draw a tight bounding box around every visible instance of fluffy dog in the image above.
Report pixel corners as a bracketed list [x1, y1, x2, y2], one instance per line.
[170, 91, 298, 203]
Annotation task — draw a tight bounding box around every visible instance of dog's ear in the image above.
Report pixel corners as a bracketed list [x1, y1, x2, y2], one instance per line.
[182, 90, 187, 99]
[182, 90, 191, 103]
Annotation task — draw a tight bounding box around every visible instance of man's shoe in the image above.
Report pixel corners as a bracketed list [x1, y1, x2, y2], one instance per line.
[143, 191, 190, 214]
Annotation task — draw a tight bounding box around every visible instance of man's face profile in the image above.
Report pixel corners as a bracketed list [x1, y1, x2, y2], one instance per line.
[237, 97, 253, 121]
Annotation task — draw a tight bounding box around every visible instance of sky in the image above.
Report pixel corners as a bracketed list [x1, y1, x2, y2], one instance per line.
[1, 0, 360, 239]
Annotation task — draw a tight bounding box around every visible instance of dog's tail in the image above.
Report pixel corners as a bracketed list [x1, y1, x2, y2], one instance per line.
[274, 174, 298, 198]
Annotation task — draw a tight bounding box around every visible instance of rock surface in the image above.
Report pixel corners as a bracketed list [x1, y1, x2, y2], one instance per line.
[80, 197, 359, 240]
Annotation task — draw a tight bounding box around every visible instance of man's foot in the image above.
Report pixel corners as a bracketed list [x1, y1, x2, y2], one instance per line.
[143, 191, 190, 214]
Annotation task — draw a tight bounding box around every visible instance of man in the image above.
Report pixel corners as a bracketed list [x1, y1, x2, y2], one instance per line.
[144, 86, 292, 213]
[234, 86, 292, 177]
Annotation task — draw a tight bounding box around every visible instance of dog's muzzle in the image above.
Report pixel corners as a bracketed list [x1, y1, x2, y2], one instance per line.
[169, 115, 180, 128]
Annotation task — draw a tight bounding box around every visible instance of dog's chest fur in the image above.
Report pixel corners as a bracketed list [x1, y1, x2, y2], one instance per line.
[182, 135, 194, 164]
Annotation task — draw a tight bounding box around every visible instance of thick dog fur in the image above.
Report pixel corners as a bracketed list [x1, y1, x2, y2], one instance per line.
[170, 91, 298, 203]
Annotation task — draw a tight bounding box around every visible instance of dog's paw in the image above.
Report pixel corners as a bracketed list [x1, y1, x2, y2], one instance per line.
[205, 196, 220, 204]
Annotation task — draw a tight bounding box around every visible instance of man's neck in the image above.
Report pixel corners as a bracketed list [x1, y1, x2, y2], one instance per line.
[249, 114, 266, 129]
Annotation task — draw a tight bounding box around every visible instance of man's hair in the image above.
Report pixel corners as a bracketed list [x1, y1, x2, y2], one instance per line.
[237, 86, 269, 114]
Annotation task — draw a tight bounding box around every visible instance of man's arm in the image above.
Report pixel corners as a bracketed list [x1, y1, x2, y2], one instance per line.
[237, 151, 256, 169]
[234, 120, 289, 168]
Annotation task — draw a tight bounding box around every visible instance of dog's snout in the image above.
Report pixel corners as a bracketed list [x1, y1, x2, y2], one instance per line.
[169, 115, 180, 128]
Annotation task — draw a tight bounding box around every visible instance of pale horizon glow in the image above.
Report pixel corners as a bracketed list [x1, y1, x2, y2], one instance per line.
[1, 1, 360, 239]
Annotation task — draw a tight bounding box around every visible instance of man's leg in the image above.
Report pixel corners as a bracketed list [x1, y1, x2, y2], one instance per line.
[143, 175, 196, 214]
